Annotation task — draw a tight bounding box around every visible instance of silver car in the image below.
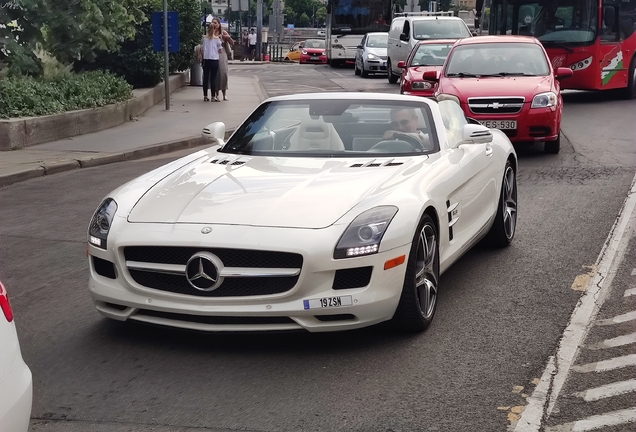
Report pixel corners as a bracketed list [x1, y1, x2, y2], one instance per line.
[354, 32, 388, 77]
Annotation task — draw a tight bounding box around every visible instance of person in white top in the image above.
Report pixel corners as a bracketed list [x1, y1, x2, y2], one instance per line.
[248, 28, 257, 60]
[202, 18, 223, 101]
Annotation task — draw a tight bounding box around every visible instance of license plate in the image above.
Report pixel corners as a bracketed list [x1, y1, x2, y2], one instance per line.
[303, 295, 353, 310]
[481, 120, 517, 130]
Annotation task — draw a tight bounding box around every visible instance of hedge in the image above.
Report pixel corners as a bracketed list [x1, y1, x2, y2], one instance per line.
[0, 71, 133, 119]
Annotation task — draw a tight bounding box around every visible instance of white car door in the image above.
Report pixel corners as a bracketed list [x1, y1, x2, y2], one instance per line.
[438, 101, 498, 254]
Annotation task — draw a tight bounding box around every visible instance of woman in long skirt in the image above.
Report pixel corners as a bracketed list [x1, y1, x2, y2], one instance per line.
[215, 25, 233, 101]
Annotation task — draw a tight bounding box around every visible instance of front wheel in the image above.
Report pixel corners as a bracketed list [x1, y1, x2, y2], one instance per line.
[544, 133, 560, 154]
[354, 61, 361, 75]
[485, 161, 517, 247]
[393, 214, 439, 332]
[387, 60, 399, 84]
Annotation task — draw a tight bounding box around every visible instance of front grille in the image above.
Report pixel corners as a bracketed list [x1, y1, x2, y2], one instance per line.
[468, 97, 524, 114]
[315, 314, 356, 322]
[136, 309, 296, 325]
[333, 267, 373, 290]
[128, 269, 299, 297]
[93, 257, 116, 279]
[124, 247, 302, 268]
[124, 247, 303, 297]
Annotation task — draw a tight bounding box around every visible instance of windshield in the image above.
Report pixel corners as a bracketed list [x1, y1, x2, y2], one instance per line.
[412, 19, 472, 40]
[409, 43, 454, 66]
[220, 100, 439, 157]
[366, 33, 388, 48]
[330, 0, 392, 33]
[489, 0, 598, 45]
[304, 39, 325, 49]
[445, 42, 550, 76]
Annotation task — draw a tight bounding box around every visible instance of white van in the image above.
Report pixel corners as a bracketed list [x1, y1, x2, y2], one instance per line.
[387, 12, 473, 83]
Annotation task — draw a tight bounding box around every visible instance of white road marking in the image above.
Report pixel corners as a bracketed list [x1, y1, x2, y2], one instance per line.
[572, 354, 636, 373]
[596, 310, 636, 326]
[513, 173, 636, 431]
[587, 332, 636, 349]
[545, 408, 636, 432]
[574, 378, 636, 401]
[624, 288, 636, 297]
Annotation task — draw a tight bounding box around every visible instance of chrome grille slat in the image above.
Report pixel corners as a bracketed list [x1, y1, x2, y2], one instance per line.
[467, 96, 525, 114]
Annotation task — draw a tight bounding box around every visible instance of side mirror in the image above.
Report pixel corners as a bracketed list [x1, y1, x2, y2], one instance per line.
[399, 33, 409, 42]
[457, 124, 493, 146]
[555, 67, 573, 80]
[357, 44, 363, 49]
[202, 121, 226, 145]
[397, 61, 405, 68]
[422, 70, 440, 82]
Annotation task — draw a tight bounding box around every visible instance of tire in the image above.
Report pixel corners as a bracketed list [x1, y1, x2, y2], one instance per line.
[354, 62, 361, 75]
[485, 161, 517, 248]
[387, 60, 399, 84]
[393, 213, 439, 332]
[544, 132, 561, 154]
[623, 56, 636, 100]
[361, 67, 369, 78]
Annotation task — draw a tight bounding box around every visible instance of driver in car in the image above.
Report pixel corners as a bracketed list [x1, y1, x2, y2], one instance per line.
[382, 108, 430, 148]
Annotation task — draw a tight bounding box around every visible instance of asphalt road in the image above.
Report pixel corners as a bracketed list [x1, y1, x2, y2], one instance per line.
[1, 64, 635, 432]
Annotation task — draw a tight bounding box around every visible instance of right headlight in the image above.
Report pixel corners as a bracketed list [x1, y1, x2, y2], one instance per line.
[334, 206, 398, 259]
[88, 198, 117, 250]
[531, 91, 557, 108]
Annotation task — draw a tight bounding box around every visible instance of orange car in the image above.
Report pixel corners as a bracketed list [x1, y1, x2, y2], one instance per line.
[284, 41, 305, 62]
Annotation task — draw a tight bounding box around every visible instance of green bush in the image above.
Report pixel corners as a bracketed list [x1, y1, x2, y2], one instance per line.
[0, 71, 133, 119]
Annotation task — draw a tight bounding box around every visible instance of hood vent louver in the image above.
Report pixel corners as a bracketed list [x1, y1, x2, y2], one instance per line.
[349, 160, 405, 168]
[210, 156, 249, 166]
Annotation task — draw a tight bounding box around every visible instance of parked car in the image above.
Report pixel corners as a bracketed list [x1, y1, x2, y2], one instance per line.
[0, 280, 32, 432]
[284, 41, 305, 62]
[429, 35, 573, 153]
[387, 12, 472, 84]
[354, 32, 388, 77]
[87, 92, 518, 334]
[300, 39, 327, 64]
[398, 39, 456, 97]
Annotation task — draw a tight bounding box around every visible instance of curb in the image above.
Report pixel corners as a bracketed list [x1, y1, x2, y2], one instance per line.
[0, 131, 235, 189]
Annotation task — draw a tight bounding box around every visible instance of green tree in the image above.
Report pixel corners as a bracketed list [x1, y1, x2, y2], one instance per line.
[299, 12, 310, 27]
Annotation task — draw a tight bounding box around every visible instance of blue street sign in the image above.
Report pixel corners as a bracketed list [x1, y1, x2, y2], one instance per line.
[287, 24, 294, 29]
[152, 11, 180, 52]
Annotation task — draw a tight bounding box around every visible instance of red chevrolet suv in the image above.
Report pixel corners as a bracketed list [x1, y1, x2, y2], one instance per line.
[427, 36, 573, 154]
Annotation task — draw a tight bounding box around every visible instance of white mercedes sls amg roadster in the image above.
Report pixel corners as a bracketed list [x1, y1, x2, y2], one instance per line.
[87, 93, 517, 333]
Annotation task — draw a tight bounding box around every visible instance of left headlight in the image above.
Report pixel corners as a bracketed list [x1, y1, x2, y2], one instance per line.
[366, 53, 379, 60]
[334, 206, 398, 259]
[411, 81, 433, 90]
[531, 91, 557, 108]
[88, 198, 118, 250]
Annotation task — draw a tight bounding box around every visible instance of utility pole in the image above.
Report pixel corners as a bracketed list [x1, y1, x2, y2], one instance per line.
[256, 0, 262, 60]
[163, 0, 170, 111]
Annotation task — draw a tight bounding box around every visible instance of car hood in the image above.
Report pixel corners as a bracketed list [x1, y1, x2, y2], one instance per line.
[366, 47, 387, 56]
[440, 76, 554, 100]
[407, 65, 442, 79]
[127, 155, 428, 228]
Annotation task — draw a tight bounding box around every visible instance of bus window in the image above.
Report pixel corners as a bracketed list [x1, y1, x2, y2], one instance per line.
[600, 2, 619, 41]
[619, 0, 636, 40]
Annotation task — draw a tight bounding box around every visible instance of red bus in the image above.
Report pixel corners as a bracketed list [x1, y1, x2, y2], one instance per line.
[478, 0, 636, 98]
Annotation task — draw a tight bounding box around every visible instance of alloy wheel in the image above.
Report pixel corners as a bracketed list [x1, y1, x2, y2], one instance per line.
[415, 223, 438, 320]
[502, 165, 517, 240]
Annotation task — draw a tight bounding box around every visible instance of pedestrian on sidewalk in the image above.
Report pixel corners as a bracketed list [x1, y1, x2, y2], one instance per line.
[241, 30, 249, 61]
[202, 18, 223, 102]
[248, 28, 257, 60]
[215, 23, 234, 102]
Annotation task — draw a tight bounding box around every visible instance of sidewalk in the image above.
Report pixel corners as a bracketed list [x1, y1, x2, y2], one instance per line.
[0, 76, 267, 188]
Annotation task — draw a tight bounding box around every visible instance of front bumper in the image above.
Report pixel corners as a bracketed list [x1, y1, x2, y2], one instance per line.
[461, 102, 561, 143]
[88, 223, 410, 333]
[363, 58, 388, 73]
[0, 350, 32, 432]
[300, 54, 327, 64]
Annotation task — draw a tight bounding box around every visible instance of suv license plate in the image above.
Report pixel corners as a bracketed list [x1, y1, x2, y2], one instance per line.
[481, 120, 517, 130]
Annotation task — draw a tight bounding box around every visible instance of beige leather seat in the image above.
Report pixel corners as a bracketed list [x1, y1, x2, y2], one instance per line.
[287, 114, 345, 152]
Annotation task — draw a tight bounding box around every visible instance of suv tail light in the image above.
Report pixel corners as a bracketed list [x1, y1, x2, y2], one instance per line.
[0, 281, 14, 322]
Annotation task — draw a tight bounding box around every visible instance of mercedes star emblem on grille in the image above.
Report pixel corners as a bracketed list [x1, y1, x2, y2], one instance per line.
[185, 252, 224, 291]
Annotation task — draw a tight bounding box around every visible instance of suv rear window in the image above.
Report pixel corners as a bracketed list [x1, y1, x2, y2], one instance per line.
[413, 20, 472, 40]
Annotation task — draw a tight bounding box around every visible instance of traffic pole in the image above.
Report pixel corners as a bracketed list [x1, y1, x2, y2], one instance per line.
[163, 0, 170, 111]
